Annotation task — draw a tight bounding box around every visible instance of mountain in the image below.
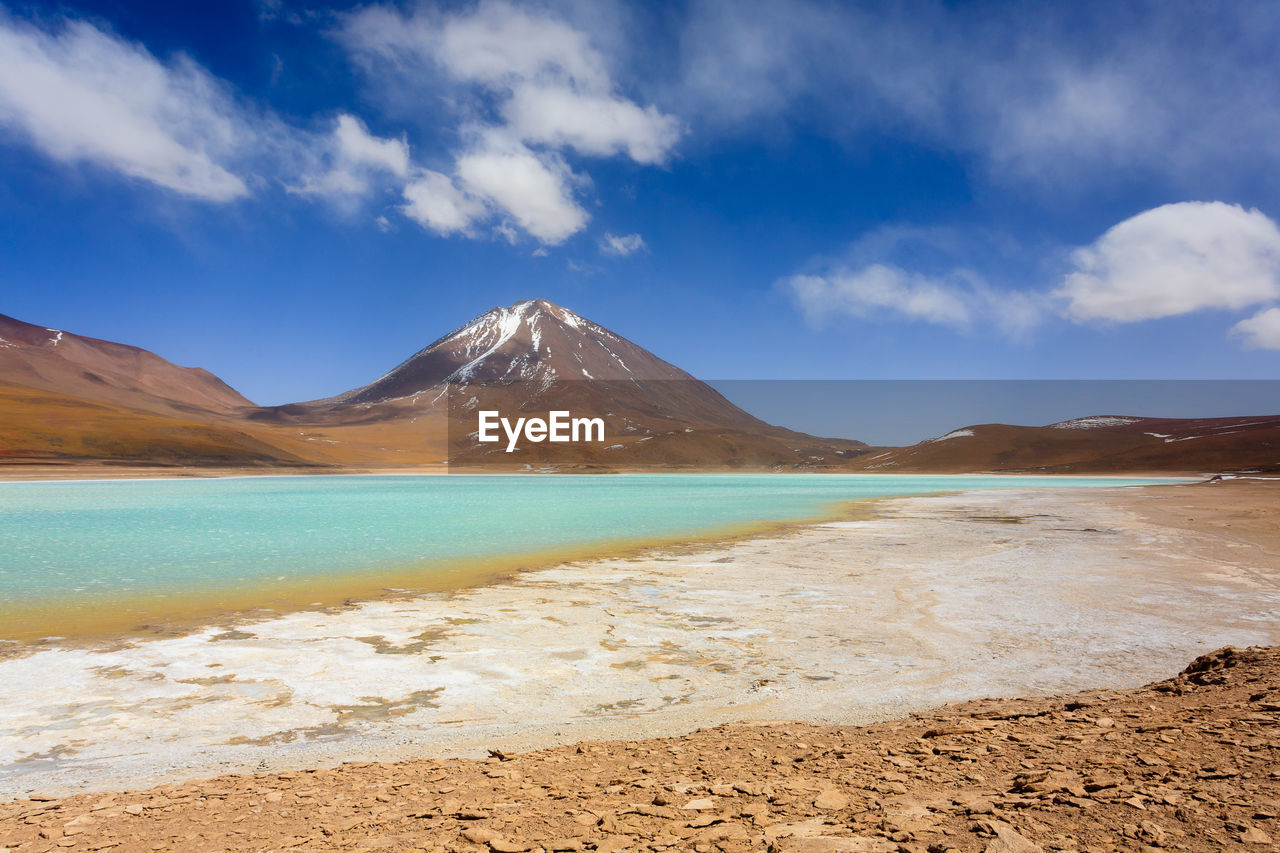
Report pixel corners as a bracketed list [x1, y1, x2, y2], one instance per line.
[853, 415, 1280, 474]
[0, 315, 324, 469]
[5, 300, 1275, 474]
[0, 380, 313, 468]
[0, 313, 251, 417]
[272, 299, 872, 469]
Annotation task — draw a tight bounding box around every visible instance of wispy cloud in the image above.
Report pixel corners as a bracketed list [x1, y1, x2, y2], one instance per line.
[289, 114, 410, 200]
[783, 264, 1044, 337]
[0, 14, 260, 201]
[599, 232, 646, 256]
[781, 225, 1049, 337]
[668, 0, 1280, 192]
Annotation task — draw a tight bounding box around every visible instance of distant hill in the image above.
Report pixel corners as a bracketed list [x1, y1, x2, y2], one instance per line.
[0, 313, 251, 417]
[851, 415, 1280, 474]
[2, 303, 1276, 474]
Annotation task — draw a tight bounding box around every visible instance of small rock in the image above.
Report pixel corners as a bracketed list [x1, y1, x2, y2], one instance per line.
[771, 837, 896, 852]
[984, 823, 1043, 853]
[682, 797, 717, 811]
[490, 840, 532, 853]
[1240, 826, 1272, 844]
[594, 836, 633, 853]
[814, 789, 849, 810]
[462, 827, 500, 844]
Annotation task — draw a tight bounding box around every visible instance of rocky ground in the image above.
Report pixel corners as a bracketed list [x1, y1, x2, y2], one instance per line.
[1, 645, 1277, 853]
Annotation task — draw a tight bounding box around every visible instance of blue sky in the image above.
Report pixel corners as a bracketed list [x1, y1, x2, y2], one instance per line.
[2, 0, 1280, 405]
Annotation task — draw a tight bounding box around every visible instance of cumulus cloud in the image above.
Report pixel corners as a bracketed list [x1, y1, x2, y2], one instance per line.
[1231, 308, 1280, 350]
[787, 201, 1280, 352]
[599, 232, 646, 256]
[0, 4, 674, 247]
[503, 84, 679, 164]
[291, 114, 410, 199]
[0, 14, 256, 201]
[400, 169, 485, 235]
[1056, 202, 1280, 322]
[340, 0, 679, 243]
[333, 114, 409, 176]
[454, 133, 586, 244]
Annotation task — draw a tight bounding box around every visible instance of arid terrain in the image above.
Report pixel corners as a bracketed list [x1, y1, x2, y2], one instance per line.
[0, 479, 1277, 851]
[4, 303, 1277, 475]
[852, 415, 1280, 476]
[0, 302, 868, 473]
[1, 644, 1276, 853]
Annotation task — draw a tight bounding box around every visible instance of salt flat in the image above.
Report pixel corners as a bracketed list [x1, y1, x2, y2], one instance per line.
[2, 482, 1277, 798]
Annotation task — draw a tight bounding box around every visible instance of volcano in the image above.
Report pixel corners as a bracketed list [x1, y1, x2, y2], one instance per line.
[273, 299, 873, 468]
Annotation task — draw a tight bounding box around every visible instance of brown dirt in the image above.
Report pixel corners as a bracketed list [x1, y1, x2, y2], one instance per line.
[1109, 478, 1280, 562]
[3, 645, 1277, 853]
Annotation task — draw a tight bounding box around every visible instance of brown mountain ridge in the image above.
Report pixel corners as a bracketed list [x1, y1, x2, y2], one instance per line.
[852, 415, 1280, 475]
[0, 301, 1276, 474]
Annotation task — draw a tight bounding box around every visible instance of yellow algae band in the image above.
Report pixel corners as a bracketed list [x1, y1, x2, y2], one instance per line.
[0, 496, 890, 648]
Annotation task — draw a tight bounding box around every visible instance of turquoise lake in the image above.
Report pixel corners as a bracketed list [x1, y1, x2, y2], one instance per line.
[0, 474, 1184, 615]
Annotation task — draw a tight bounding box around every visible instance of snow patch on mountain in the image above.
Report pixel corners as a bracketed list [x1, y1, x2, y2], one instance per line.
[1050, 416, 1143, 430]
[930, 428, 974, 441]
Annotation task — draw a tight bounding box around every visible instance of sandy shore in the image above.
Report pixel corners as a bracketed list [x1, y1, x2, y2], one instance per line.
[1, 479, 1276, 801]
[3, 644, 1276, 852]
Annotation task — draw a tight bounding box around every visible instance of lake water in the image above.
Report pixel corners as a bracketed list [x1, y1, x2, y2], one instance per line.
[0, 474, 1182, 639]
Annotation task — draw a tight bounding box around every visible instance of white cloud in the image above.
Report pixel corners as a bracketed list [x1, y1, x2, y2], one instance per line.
[0, 15, 254, 200]
[1231, 307, 1280, 350]
[291, 113, 410, 199]
[785, 265, 973, 328]
[401, 169, 486, 235]
[781, 225, 1048, 336]
[1056, 202, 1280, 322]
[503, 83, 679, 164]
[668, 0, 1280, 192]
[339, 0, 679, 243]
[599, 232, 647, 256]
[455, 134, 585, 245]
[433, 0, 609, 89]
[333, 114, 409, 177]
[786, 201, 1280, 352]
[0, 5, 672, 247]
[787, 264, 1048, 336]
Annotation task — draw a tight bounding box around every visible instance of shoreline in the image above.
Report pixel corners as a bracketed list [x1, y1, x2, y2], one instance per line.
[0, 491, 896, 648]
[5, 644, 1274, 852]
[0, 462, 1211, 483]
[1, 478, 1275, 800]
[0, 474, 1186, 647]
